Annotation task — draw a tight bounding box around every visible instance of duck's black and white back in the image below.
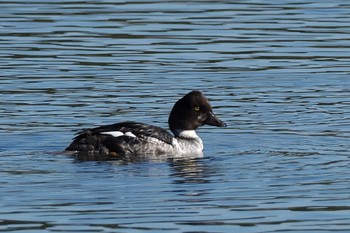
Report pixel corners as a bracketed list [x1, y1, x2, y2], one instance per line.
[65, 91, 226, 157]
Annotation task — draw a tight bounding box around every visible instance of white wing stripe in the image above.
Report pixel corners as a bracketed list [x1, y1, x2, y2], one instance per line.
[100, 131, 136, 138]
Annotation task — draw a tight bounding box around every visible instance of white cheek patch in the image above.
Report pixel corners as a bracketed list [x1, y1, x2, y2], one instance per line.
[100, 131, 136, 138]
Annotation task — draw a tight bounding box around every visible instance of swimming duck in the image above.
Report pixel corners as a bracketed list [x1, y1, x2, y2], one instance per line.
[65, 90, 226, 157]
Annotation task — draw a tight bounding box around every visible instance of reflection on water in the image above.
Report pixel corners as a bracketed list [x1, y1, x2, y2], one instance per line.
[1, 0, 350, 232]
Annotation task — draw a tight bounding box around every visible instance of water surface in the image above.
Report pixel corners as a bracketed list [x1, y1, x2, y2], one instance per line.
[1, 0, 350, 232]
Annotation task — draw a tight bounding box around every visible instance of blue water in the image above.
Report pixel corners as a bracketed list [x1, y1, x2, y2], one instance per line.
[1, 0, 350, 232]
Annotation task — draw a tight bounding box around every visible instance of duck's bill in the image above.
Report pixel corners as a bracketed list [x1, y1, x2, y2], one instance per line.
[204, 112, 227, 127]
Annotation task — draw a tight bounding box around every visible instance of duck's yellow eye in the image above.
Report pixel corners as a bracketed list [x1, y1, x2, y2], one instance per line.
[194, 106, 200, 112]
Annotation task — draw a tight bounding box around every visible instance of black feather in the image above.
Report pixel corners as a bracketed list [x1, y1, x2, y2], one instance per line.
[65, 121, 174, 155]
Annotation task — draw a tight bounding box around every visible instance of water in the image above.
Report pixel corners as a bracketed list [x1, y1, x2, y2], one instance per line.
[1, 0, 350, 232]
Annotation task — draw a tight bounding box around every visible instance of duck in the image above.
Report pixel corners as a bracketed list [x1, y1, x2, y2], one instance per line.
[65, 90, 226, 157]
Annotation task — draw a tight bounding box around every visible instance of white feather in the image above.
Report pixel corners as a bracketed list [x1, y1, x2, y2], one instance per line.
[100, 131, 124, 137]
[100, 131, 137, 138]
[124, 132, 136, 138]
[174, 130, 199, 139]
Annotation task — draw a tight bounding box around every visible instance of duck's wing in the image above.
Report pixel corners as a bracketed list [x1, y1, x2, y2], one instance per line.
[66, 121, 174, 156]
[73, 121, 174, 145]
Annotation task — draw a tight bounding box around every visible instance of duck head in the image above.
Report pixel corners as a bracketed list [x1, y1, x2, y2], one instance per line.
[168, 90, 226, 135]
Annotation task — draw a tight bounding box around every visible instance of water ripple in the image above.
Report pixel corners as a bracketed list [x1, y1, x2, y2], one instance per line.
[1, 0, 350, 232]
